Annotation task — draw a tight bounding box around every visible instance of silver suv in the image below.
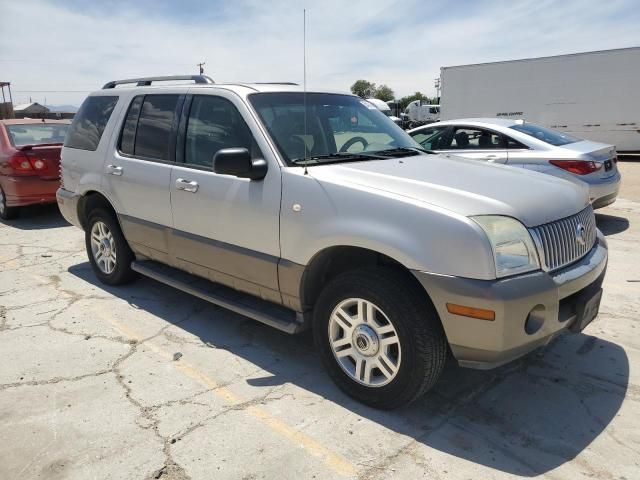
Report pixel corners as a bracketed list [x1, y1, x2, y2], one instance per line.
[57, 76, 608, 409]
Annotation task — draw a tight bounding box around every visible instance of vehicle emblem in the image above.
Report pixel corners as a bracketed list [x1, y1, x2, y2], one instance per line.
[576, 223, 586, 246]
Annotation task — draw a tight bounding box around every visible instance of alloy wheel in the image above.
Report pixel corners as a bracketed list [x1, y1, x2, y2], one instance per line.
[90, 221, 117, 274]
[328, 298, 402, 387]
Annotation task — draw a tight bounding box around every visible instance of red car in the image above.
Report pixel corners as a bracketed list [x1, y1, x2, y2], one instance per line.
[0, 119, 70, 219]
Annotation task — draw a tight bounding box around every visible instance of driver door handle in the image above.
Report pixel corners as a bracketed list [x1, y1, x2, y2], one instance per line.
[175, 178, 199, 193]
[484, 155, 498, 162]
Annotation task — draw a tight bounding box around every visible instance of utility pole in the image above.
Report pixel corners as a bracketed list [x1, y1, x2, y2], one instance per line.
[197, 62, 205, 75]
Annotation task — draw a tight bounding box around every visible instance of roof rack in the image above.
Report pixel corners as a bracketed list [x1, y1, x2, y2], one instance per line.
[102, 75, 215, 89]
[251, 82, 299, 85]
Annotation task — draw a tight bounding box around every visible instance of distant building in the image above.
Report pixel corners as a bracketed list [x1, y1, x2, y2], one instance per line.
[13, 102, 50, 118]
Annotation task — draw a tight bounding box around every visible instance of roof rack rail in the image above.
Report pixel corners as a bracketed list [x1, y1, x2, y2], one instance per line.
[102, 75, 215, 89]
[252, 82, 299, 85]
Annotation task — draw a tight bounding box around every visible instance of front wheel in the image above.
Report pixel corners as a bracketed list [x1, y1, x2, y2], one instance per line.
[85, 208, 137, 285]
[313, 267, 447, 409]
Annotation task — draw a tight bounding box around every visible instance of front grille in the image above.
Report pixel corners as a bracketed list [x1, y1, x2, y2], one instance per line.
[530, 206, 597, 271]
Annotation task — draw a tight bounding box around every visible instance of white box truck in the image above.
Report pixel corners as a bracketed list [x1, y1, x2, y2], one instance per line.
[440, 47, 640, 152]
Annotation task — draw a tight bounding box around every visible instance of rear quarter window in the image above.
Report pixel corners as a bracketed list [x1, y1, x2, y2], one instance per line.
[64, 96, 119, 151]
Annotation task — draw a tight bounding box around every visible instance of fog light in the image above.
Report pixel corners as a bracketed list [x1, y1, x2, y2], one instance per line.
[525, 305, 546, 335]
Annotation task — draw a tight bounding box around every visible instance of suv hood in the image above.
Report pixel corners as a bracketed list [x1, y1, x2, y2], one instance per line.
[309, 154, 589, 227]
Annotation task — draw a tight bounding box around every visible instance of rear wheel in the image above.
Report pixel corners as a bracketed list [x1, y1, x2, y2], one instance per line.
[85, 208, 137, 285]
[314, 267, 447, 409]
[0, 187, 19, 220]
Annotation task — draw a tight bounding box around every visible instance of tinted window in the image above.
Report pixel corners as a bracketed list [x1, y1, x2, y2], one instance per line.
[185, 96, 255, 167]
[410, 126, 448, 150]
[510, 123, 580, 146]
[6, 123, 69, 147]
[119, 96, 143, 155]
[444, 127, 505, 150]
[65, 96, 118, 151]
[135, 95, 180, 161]
[505, 136, 528, 149]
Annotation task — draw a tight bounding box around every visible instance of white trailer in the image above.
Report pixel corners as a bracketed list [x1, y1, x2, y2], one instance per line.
[440, 47, 640, 152]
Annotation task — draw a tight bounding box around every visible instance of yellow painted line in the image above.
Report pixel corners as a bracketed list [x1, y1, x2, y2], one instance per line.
[96, 310, 357, 477]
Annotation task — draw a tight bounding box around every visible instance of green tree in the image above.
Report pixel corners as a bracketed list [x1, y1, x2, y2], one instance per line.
[374, 84, 395, 102]
[398, 92, 433, 110]
[350, 80, 376, 98]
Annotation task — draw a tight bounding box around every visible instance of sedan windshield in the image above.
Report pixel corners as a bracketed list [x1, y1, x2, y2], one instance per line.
[509, 122, 580, 146]
[249, 92, 423, 165]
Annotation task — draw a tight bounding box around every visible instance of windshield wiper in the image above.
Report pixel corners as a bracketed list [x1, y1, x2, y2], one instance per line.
[371, 147, 437, 157]
[291, 152, 384, 165]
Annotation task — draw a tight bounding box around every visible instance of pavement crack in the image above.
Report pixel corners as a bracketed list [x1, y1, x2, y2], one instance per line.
[0, 305, 6, 331]
[111, 344, 191, 480]
[0, 369, 112, 391]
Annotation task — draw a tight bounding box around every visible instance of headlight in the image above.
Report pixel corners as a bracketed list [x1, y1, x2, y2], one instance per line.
[471, 216, 540, 278]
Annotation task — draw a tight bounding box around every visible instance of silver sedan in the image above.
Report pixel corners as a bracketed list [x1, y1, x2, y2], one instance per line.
[408, 118, 621, 209]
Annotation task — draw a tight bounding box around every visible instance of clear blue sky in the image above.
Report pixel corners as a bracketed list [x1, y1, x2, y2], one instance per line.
[1, 0, 638, 106]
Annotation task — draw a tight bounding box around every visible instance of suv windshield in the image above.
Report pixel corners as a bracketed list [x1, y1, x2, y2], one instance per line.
[249, 92, 422, 165]
[6, 123, 69, 147]
[509, 122, 580, 146]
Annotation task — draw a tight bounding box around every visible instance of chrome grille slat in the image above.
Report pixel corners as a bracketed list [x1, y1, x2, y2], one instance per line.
[530, 206, 597, 271]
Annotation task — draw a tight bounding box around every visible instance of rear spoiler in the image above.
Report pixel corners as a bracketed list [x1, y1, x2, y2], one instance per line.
[17, 143, 64, 151]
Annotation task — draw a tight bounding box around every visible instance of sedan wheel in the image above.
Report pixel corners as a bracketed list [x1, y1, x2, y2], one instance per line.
[0, 187, 19, 220]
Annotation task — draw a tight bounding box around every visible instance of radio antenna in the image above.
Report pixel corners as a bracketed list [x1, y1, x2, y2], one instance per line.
[303, 8, 308, 175]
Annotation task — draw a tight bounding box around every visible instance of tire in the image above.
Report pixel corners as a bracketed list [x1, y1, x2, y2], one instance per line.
[0, 187, 19, 220]
[85, 208, 137, 285]
[313, 267, 447, 409]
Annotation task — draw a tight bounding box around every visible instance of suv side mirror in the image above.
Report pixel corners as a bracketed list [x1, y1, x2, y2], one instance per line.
[213, 148, 268, 180]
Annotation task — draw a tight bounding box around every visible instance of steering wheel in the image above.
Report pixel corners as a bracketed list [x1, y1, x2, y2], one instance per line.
[339, 136, 368, 153]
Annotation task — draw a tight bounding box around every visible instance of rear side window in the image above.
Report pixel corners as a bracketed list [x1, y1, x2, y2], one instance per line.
[446, 127, 505, 149]
[65, 96, 118, 151]
[134, 95, 180, 161]
[505, 136, 528, 149]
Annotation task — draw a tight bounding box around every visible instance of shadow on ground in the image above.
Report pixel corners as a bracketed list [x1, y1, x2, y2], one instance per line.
[596, 212, 630, 236]
[0, 204, 68, 230]
[68, 262, 628, 477]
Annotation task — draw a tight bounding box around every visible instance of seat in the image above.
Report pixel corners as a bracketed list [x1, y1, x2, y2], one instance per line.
[478, 133, 492, 148]
[270, 114, 306, 161]
[454, 131, 469, 148]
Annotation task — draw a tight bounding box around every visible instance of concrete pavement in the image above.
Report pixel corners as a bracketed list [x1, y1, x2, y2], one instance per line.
[1, 163, 639, 480]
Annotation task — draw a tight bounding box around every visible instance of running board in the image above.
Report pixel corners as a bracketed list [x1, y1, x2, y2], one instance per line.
[131, 260, 307, 334]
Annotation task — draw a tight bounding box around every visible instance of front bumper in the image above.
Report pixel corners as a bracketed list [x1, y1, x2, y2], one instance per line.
[1, 175, 59, 207]
[56, 187, 82, 228]
[413, 231, 608, 369]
